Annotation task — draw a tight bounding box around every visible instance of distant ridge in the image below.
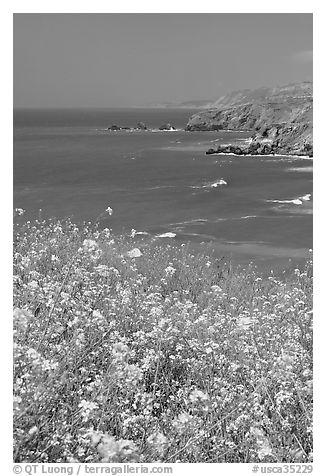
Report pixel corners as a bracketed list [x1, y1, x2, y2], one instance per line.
[143, 99, 213, 109]
[205, 81, 312, 109]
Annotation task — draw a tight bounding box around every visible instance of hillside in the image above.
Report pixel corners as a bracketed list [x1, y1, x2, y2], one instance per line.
[206, 82, 312, 109]
[186, 82, 313, 156]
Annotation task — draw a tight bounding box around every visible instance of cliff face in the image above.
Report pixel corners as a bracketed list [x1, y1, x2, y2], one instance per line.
[186, 82, 313, 155]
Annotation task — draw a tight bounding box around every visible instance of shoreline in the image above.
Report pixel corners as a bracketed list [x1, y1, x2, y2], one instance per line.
[206, 151, 313, 159]
[100, 127, 313, 159]
[101, 128, 252, 134]
[205, 138, 313, 159]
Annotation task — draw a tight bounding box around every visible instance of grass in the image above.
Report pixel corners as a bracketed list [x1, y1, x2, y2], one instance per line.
[13, 217, 313, 463]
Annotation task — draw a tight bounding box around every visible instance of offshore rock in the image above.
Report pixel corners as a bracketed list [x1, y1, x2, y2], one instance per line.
[137, 122, 147, 130]
[159, 123, 176, 130]
[107, 124, 131, 131]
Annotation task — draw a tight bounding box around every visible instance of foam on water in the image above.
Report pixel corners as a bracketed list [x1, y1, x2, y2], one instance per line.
[210, 152, 312, 159]
[168, 218, 208, 226]
[151, 128, 183, 133]
[286, 166, 313, 173]
[300, 194, 312, 201]
[156, 232, 177, 238]
[210, 179, 228, 187]
[145, 185, 176, 191]
[191, 179, 227, 189]
[266, 193, 311, 206]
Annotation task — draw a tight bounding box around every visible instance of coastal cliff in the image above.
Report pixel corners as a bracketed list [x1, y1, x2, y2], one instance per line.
[186, 82, 313, 156]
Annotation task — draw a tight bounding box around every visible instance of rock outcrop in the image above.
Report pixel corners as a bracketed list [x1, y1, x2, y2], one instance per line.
[159, 123, 176, 131]
[206, 137, 312, 157]
[107, 124, 131, 131]
[186, 82, 313, 156]
[108, 122, 148, 131]
[107, 122, 177, 132]
[137, 122, 147, 130]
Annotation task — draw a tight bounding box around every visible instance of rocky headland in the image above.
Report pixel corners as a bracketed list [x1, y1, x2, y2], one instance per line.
[186, 82, 313, 156]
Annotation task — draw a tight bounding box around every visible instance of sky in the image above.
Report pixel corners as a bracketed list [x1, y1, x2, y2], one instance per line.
[13, 13, 313, 108]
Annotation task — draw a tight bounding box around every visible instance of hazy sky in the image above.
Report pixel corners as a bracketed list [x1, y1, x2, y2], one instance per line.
[13, 13, 313, 108]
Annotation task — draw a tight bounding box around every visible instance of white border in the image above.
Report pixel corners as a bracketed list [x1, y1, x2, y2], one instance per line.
[3, 3, 323, 475]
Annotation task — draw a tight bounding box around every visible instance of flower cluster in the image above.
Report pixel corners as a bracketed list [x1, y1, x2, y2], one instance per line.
[13, 218, 313, 463]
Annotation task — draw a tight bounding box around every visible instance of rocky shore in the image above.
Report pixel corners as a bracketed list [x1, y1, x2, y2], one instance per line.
[186, 82, 313, 157]
[206, 131, 313, 157]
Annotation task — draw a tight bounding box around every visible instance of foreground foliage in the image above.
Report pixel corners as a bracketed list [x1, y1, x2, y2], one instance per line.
[13, 219, 313, 463]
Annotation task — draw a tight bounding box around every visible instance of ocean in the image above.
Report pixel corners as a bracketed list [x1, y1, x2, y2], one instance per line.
[13, 108, 313, 272]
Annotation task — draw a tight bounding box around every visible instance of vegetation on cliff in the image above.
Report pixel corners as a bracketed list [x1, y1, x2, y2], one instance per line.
[186, 82, 313, 156]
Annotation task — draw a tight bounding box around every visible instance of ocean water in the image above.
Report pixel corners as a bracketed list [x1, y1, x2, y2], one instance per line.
[13, 108, 313, 271]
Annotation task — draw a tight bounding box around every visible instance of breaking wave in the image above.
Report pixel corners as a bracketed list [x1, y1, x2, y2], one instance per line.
[266, 194, 311, 206]
[191, 179, 228, 189]
[156, 232, 177, 238]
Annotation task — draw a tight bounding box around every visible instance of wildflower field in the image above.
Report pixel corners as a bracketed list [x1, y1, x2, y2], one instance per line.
[13, 218, 313, 463]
